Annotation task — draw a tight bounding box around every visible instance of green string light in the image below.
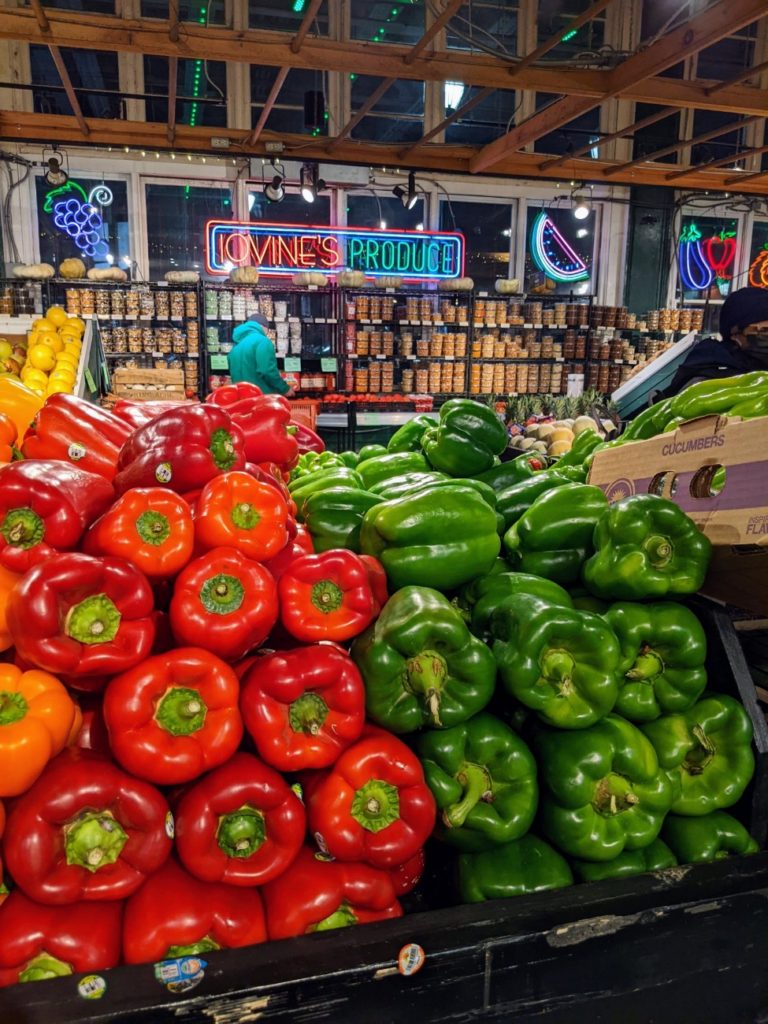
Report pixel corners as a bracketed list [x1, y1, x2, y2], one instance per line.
[188, 4, 208, 128]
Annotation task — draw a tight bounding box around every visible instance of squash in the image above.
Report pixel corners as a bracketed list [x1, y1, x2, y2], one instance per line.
[548, 440, 572, 457]
[165, 270, 200, 284]
[12, 263, 55, 280]
[87, 267, 127, 282]
[338, 270, 367, 288]
[375, 276, 403, 289]
[548, 427, 574, 444]
[573, 415, 598, 435]
[495, 278, 521, 295]
[292, 272, 329, 287]
[229, 267, 259, 285]
[439, 277, 474, 291]
[59, 258, 87, 280]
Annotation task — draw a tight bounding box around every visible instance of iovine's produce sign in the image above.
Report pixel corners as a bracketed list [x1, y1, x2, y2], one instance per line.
[205, 221, 465, 281]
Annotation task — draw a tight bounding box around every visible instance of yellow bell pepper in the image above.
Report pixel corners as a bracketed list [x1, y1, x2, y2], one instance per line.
[0, 377, 44, 439]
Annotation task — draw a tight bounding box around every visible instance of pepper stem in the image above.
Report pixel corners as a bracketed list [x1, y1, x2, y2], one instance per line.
[643, 533, 674, 568]
[593, 772, 640, 816]
[683, 724, 716, 776]
[216, 805, 266, 858]
[311, 579, 344, 614]
[166, 937, 221, 958]
[625, 646, 665, 681]
[155, 686, 207, 736]
[540, 647, 577, 698]
[18, 953, 73, 983]
[308, 903, 358, 933]
[1, 507, 44, 550]
[289, 692, 329, 735]
[230, 501, 261, 530]
[65, 593, 122, 645]
[0, 690, 28, 725]
[405, 650, 448, 726]
[199, 573, 245, 615]
[135, 509, 171, 546]
[350, 778, 400, 833]
[442, 762, 493, 829]
[209, 428, 238, 470]
[64, 810, 128, 871]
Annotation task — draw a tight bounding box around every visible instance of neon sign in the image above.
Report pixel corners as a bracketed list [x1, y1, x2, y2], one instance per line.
[678, 222, 737, 292]
[205, 221, 465, 280]
[43, 182, 113, 261]
[530, 212, 589, 283]
[748, 243, 768, 289]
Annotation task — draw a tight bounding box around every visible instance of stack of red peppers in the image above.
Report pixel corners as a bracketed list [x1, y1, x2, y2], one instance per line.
[0, 387, 435, 988]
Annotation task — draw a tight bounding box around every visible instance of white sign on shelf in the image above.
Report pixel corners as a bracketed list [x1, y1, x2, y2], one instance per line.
[567, 373, 585, 397]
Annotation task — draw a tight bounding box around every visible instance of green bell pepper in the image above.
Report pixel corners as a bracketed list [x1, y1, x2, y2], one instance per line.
[569, 590, 610, 615]
[489, 593, 619, 729]
[337, 450, 360, 468]
[457, 834, 573, 902]
[571, 839, 677, 883]
[641, 694, 754, 816]
[662, 811, 758, 863]
[582, 495, 711, 601]
[603, 602, 708, 722]
[288, 467, 364, 506]
[496, 470, 572, 531]
[475, 452, 548, 493]
[356, 451, 430, 490]
[291, 450, 344, 479]
[417, 712, 538, 851]
[503, 483, 609, 586]
[422, 398, 508, 477]
[386, 414, 435, 453]
[373, 475, 498, 510]
[555, 428, 605, 468]
[369, 471, 449, 498]
[351, 586, 496, 733]
[620, 398, 675, 442]
[301, 487, 382, 552]
[728, 391, 768, 419]
[667, 370, 768, 424]
[467, 572, 572, 643]
[357, 443, 388, 462]
[359, 484, 501, 591]
[534, 714, 675, 861]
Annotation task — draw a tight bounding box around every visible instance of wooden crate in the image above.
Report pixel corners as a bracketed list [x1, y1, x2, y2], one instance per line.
[111, 368, 186, 401]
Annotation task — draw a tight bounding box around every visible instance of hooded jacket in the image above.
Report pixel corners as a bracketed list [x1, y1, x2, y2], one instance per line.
[228, 321, 289, 395]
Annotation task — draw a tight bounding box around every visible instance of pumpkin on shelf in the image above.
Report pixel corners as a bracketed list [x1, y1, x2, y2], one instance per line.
[439, 277, 474, 291]
[229, 266, 259, 285]
[59, 257, 87, 280]
[338, 270, 367, 288]
[12, 263, 55, 280]
[87, 267, 127, 282]
[495, 278, 521, 294]
[374, 275, 403, 289]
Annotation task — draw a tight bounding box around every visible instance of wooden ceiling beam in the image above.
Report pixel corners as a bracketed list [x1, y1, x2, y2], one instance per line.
[327, 77, 396, 152]
[706, 57, 768, 95]
[48, 45, 89, 137]
[724, 167, 768, 185]
[4, 109, 768, 195]
[27, 0, 50, 32]
[405, 0, 463, 65]
[245, 66, 289, 147]
[665, 142, 768, 180]
[469, 0, 767, 173]
[1, 8, 766, 116]
[604, 115, 762, 176]
[168, 0, 180, 43]
[509, 0, 615, 78]
[291, 0, 325, 54]
[540, 106, 678, 169]
[167, 56, 177, 146]
[402, 86, 494, 156]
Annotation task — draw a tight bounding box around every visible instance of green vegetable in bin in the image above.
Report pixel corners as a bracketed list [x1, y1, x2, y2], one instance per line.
[582, 495, 711, 601]
[571, 839, 678, 883]
[667, 370, 768, 424]
[495, 470, 572, 531]
[662, 811, 758, 863]
[386, 415, 435, 453]
[356, 451, 430, 489]
[475, 452, 547, 493]
[356, 443, 388, 462]
[457, 834, 573, 902]
[421, 399, 508, 477]
[533, 714, 675, 861]
[603, 602, 708, 722]
[369, 471, 448, 498]
[417, 712, 538, 852]
[301, 487, 382, 552]
[641, 694, 755, 816]
[467, 572, 572, 643]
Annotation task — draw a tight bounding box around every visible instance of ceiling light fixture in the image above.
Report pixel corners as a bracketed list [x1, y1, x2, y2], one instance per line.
[300, 162, 325, 203]
[393, 170, 418, 210]
[572, 192, 591, 220]
[43, 150, 68, 187]
[264, 162, 285, 204]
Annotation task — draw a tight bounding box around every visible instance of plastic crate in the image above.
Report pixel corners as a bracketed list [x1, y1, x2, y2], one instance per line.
[289, 399, 319, 429]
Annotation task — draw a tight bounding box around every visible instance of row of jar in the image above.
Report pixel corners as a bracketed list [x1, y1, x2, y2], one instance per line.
[205, 290, 281, 321]
[66, 288, 198, 320]
[100, 325, 198, 355]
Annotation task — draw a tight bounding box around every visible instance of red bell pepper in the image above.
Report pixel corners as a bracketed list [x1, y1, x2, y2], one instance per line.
[359, 554, 388, 610]
[292, 421, 325, 455]
[70, 696, 111, 757]
[123, 857, 267, 965]
[227, 395, 299, 468]
[0, 890, 122, 987]
[174, 751, 305, 886]
[194, 471, 290, 562]
[304, 729, 436, 869]
[114, 404, 247, 497]
[0, 461, 114, 574]
[389, 848, 425, 896]
[103, 648, 243, 785]
[7, 553, 155, 679]
[21, 394, 133, 481]
[207, 382, 263, 406]
[83, 486, 194, 581]
[4, 749, 172, 904]
[262, 847, 402, 939]
[263, 523, 313, 580]
[0, 799, 6, 901]
[240, 645, 365, 771]
[279, 549, 380, 642]
[112, 399, 189, 430]
[169, 548, 278, 661]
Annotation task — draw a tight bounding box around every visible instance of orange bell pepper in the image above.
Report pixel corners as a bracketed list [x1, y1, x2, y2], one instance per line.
[0, 378, 43, 440]
[0, 565, 20, 652]
[0, 799, 5, 903]
[0, 665, 78, 797]
[0, 412, 18, 464]
[194, 470, 290, 562]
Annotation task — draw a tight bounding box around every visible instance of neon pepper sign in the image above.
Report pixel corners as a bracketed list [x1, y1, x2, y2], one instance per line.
[748, 243, 768, 289]
[530, 212, 589, 283]
[205, 221, 465, 280]
[43, 181, 113, 261]
[678, 222, 737, 292]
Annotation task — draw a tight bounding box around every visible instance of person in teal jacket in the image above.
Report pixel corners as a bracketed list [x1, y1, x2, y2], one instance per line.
[228, 315, 295, 396]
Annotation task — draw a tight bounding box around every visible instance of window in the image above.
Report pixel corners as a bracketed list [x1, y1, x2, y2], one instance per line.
[534, 107, 601, 157]
[144, 57, 226, 128]
[45, 0, 115, 11]
[748, 221, 768, 290]
[447, 3, 518, 54]
[690, 111, 750, 168]
[525, 205, 596, 296]
[142, 1, 225, 23]
[250, 68, 328, 137]
[145, 183, 232, 279]
[248, 1, 328, 34]
[696, 28, 756, 82]
[537, 0, 605, 60]
[440, 199, 513, 290]
[248, 186, 332, 227]
[350, 77, 424, 143]
[677, 213, 739, 302]
[351, 0, 424, 46]
[347, 194, 425, 233]
[445, 87, 518, 146]
[30, 46, 120, 119]
[632, 104, 681, 163]
[36, 175, 129, 270]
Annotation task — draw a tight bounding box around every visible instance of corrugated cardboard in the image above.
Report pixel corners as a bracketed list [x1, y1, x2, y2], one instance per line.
[588, 415, 768, 614]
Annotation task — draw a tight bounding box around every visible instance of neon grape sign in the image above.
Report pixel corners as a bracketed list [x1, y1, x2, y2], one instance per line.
[43, 181, 113, 261]
[530, 211, 589, 283]
[205, 221, 465, 280]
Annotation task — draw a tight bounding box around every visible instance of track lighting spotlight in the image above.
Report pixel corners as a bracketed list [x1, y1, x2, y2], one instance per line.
[393, 170, 418, 211]
[572, 192, 591, 220]
[300, 162, 325, 204]
[43, 154, 68, 187]
[264, 163, 285, 203]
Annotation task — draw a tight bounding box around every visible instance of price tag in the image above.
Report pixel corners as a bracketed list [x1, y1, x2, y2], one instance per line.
[315, 317, 326, 324]
[385, 288, 395, 294]
[533, 323, 543, 329]
[478, 291, 489, 297]
[126, 313, 137, 320]
[288, 316, 299, 323]
[523, 323, 533, 329]
[156, 281, 169, 288]
[327, 318, 338, 324]
[555, 357, 565, 363]
[320, 358, 338, 372]
[444, 355, 454, 361]
[372, 319, 382, 324]
[152, 350, 162, 358]
[434, 320, 444, 326]
[84, 368, 97, 392]
[284, 357, 302, 372]
[401, 319, 410, 325]
[375, 354, 386, 360]
[210, 354, 229, 370]
[220, 314, 232, 321]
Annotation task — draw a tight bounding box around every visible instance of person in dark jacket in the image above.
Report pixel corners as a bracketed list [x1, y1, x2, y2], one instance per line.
[665, 286, 768, 394]
[227, 314, 295, 397]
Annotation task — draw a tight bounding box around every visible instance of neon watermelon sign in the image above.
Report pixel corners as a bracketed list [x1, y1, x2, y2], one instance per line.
[530, 211, 589, 283]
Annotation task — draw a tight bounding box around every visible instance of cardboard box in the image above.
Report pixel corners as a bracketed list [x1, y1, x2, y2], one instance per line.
[588, 415, 768, 614]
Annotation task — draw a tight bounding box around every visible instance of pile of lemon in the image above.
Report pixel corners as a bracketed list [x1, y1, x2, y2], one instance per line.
[19, 306, 85, 397]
